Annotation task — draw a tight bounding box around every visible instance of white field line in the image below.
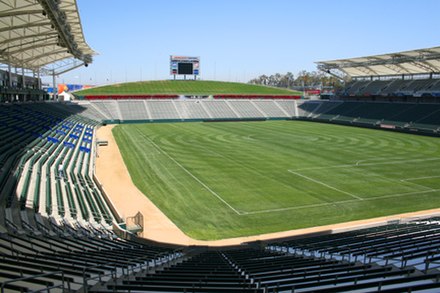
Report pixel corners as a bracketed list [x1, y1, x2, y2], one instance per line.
[400, 175, 440, 191]
[355, 156, 410, 166]
[288, 170, 363, 201]
[402, 175, 440, 181]
[243, 135, 255, 141]
[293, 157, 440, 172]
[244, 189, 440, 215]
[399, 180, 436, 191]
[354, 156, 405, 166]
[135, 128, 243, 215]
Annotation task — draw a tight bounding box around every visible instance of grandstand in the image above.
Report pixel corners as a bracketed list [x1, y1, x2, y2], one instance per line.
[340, 78, 440, 101]
[297, 100, 440, 133]
[2, 1, 440, 293]
[74, 98, 297, 122]
[317, 46, 440, 103]
[69, 97, 440, 137]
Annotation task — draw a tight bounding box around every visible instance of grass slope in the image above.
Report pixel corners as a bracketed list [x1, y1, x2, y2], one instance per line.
[75, 80, 300, 96]
[113, 121, 440, 240]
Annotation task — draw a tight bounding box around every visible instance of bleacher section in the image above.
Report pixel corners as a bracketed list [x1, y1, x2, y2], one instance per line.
[229, 100, 265, 118]
[213, 94, 300, 99]
[0, 231, 181, 292]
[118, 100, 149, 120]
[65, 99, 440, 136]
[342, 78, 440, 100]
[148, 100, 181, 120]
[266, 218, 440, 292]
[271, 218, 440, 270]
[3, 214, 440, 291]
[0, 103, 117, 235]
[91, 100, 121, 120]
[252, 100, 289, 118]
[83, 95, 179, 100]
[51, 101, 109, 121]
[297, 100, 440, 134]
[173, 100, 210, 119]
[76, 99, 296, 122]
[92, 218, 440, 292]
[296, 101, 322, 118]
[202, 100, 239, 119]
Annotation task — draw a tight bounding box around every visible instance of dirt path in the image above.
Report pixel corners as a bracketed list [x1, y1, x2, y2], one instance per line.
[95, 125, 440, 246]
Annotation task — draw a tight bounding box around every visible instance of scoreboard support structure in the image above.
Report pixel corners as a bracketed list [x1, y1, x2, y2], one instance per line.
[170, 56, 200, 80]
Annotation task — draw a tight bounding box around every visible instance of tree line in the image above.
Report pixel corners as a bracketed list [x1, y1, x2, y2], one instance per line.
[248, 70, 345, 90]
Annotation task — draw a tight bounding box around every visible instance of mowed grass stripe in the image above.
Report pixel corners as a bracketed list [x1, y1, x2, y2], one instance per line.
[76, 80, 301, 96]
[134, 127, 242, 215]
[161, 122, 343, 207]
[113, 121, 440, 240]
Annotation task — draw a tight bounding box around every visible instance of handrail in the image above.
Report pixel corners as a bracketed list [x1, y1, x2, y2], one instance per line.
[1, 271, 69, 293]
[81, 250, 182, 293]
[4, 218, 20, 234]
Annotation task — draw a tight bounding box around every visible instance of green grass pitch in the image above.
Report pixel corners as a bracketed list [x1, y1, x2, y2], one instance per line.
[113, 120, 440, 240]
[75, 80, 301, 96]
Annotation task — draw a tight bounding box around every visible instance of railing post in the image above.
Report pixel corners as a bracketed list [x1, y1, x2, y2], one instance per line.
[83, 267, 88, 293]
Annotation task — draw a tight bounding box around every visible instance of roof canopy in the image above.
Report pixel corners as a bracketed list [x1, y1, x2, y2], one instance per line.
[317, 46, 440, 78]
[0, 0, 95, 75]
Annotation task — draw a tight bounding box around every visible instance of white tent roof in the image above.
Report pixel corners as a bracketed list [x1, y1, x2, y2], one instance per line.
[317, 46, 440, 77]
[0, 0, 95, 74]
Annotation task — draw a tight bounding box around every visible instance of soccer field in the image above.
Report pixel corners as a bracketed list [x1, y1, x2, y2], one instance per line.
[113, 121, 440, 240]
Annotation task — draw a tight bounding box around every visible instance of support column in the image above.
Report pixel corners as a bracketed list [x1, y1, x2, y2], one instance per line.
[14, 67, 19, 102]
[22, 68, 26, 102]
[37, 68, 44, 101]
[7, 64, 12, 87]
[37, 70, 41, 89]
[37, 69, 42, 101]
[7, 64, 12, 102]
[22, 68, 26, 88]
[52, 72, 57, 101]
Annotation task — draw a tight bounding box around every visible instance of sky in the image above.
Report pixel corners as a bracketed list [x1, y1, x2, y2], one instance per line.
[54, 0, 440, 85]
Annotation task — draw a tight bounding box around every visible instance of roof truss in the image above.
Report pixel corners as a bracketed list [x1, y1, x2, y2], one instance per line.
[0, 0, 95, 75]
[317, 46, 440, 78]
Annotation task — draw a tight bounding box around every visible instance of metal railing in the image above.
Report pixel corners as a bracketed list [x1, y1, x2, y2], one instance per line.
[1, 271, 70, 293]
[81, 250, 183, 293]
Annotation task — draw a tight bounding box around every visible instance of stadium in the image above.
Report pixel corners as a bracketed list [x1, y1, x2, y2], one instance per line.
[1, 1, 440, 292]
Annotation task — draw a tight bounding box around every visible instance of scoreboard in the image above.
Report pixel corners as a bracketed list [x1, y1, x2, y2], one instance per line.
[170, 56, 200, 78]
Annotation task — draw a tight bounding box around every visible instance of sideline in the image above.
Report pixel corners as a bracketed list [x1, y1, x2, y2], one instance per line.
[288, 170, 363, 201]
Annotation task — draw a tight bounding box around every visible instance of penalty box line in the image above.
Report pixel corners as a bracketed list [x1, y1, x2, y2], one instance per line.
[292, 157, 440, 172]
[288, 170, 363, 201]
[244, 188, 440, 215]
[400, 175, 440, 191]
[135, 128, 243, 216]
[402, 175, 440, 181]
